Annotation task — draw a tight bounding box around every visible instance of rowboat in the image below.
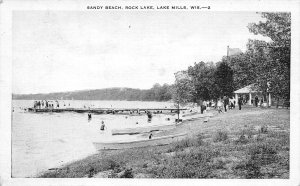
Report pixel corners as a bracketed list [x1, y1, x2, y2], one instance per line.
[93, 133, 187, 150]
[111, 122, 182, 135]
[182, 112, 213, 118]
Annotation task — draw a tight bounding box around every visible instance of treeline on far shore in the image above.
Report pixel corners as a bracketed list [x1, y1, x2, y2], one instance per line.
[12, 83, 173, 102]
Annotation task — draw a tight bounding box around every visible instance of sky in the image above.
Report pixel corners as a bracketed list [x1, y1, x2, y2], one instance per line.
[12, 11, 269, 94]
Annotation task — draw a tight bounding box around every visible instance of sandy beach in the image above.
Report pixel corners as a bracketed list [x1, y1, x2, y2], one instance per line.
[38, 106, 289, 178]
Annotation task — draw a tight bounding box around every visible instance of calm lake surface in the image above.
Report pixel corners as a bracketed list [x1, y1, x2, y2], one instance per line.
[12, 100, 177, 177]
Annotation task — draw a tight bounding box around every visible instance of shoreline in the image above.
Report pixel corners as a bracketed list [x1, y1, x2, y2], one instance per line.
[34, 111, 205, 177]
[37, 107, 290, 178]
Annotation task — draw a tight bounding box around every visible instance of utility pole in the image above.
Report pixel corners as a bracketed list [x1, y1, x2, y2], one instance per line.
[177, 98, 180, 122]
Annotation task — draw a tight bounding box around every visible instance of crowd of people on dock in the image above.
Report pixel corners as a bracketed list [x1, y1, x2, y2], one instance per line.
[33, 100, 59, 109]
[33, 100, 71, 109]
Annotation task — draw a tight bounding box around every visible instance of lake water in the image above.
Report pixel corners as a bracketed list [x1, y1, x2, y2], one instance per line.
[11, 100, 178, 177]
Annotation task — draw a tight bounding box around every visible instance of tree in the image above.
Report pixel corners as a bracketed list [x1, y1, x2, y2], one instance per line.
[248, 12, 291, 100]
[215, 61, 234, 98]
[172, 72, 194, 121]
[187, 62, 217, 102]
[245, 39, 272, 105]
[159, 83, 173, 101]
[227, 51, 257, 90]
[172, 77, 194, 106]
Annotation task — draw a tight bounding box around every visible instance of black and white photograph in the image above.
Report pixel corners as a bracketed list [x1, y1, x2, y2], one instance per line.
[0, 0, 299, 185]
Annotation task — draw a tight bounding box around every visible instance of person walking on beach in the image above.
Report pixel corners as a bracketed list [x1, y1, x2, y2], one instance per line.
[260, 97, 263, 107]
[238, 96, 243, 110]
[255, 95, 259, 107]
[217, 99, 223, 113]
[200, 100, 207, 114]
[224, 96, 229, 112]
[229, 98, 234, 110]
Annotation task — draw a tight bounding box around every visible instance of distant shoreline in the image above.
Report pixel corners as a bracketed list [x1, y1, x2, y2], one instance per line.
[12, 85, 173, 102]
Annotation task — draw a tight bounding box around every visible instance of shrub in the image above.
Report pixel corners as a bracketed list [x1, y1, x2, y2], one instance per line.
[194, 134, 205, 146]
[234, 142, 279, 178]
[107, 159, 120, 170]
[259, 126, 268, 134]
[235, 134, 249, 144]
[167, 138, 194, 152]
[156, 149, 215, 178]
[267, 131, 290, 147]
[213, 131, 228, 142]
[120, 168, 134, 178]
[99, 159, 122, 174]
[235, 128, 256, 144]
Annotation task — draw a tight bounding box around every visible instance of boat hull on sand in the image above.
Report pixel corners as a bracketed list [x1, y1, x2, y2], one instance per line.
[111, 123, 181, 135]
[93, 133, 187, 150]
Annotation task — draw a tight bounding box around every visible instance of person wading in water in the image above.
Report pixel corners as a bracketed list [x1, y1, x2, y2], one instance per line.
[100, 121, 106, 131]
[88, 113, 92, 121]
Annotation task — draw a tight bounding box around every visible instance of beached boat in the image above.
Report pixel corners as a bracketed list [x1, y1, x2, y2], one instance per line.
[111, 122, 182, 135]
[93, 133, 187, 150]
[182, 112, 213, 118]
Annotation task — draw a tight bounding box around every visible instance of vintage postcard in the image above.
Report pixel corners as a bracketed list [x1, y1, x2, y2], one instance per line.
[0, 0, 299, 186]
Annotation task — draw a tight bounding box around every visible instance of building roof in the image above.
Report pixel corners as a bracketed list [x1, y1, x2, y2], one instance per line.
[234, 84, 260, 94]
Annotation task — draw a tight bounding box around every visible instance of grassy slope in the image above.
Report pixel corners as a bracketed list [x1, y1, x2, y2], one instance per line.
[39, 107, 290, 178]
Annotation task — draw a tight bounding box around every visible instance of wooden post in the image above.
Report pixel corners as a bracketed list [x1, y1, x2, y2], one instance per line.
[177, 100, 180, 122]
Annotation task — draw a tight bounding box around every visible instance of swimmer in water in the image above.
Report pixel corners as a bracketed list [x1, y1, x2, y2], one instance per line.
[149, 133, 153, 139]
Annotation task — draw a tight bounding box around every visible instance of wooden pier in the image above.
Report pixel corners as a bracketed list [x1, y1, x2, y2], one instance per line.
[27, 107, 188, 114]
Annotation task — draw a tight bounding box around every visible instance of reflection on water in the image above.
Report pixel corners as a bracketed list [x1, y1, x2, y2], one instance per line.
[12, 100, 177, 177]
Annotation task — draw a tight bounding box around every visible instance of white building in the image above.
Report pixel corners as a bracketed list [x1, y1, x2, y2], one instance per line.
[234, 84, 272, 106]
